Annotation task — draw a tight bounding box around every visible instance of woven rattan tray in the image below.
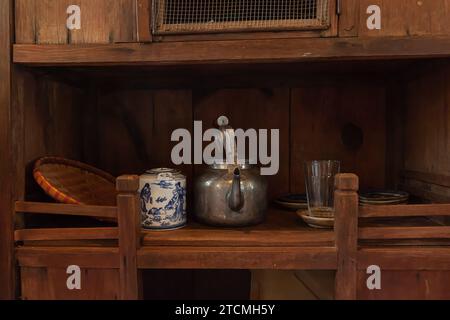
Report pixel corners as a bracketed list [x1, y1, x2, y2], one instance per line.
[33, 157, 117, 207]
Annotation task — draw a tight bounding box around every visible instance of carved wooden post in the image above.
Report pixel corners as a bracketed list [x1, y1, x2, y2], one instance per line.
[116, 175, 141, 300]
[334, 173, 359, 300]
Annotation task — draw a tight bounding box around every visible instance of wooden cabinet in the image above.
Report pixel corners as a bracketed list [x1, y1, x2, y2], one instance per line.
[3, 0, 450, 302]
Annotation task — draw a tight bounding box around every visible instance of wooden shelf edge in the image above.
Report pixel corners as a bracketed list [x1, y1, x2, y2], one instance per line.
[13, 36, 450, 66]
[137, 246, 337, 270]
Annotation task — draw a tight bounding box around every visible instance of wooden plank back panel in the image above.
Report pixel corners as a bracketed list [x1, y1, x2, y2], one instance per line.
[291, 85, 386, 194]
[193, 88, 290, 199]
[15, 0, 137, 44]
[359, 0, 450, 37]
[402, 62, 450, 202]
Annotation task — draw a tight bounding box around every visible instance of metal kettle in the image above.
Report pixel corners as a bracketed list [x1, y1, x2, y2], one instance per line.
[194, 117, 268, 227]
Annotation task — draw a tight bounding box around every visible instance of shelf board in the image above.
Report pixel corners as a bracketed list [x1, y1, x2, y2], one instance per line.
[142, 209, 334, 247]
[137, 246, 337, 270]
[13, 36, 450, 66]
[139, 209, 337, 270]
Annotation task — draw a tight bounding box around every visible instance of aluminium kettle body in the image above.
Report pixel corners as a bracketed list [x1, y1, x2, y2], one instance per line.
[194, 162, 268, 227]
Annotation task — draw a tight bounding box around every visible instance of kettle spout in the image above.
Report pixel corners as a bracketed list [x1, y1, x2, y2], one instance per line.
[228, 168, 244, 212]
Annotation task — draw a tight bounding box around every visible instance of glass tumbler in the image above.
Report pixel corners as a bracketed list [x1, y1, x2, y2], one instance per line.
[304, 160, 341, 218]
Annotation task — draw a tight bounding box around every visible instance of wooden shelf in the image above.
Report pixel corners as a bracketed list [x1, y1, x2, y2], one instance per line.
[13, 36, 450, 66]
[142, 209, 334, 247]
[138, 209, 336, 270]
[15, 206, 337, 270]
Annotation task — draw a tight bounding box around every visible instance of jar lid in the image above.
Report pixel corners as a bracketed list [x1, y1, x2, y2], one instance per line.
[141, 168, 185, 181]
[146, 168, 181, 175]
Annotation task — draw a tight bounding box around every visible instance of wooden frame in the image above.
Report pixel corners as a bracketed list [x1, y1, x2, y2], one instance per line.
[13, 172, 450, 300]
[0, 0, 14, 300]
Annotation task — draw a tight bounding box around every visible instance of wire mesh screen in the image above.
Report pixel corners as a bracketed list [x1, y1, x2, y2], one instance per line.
[152, 0, 331, 35]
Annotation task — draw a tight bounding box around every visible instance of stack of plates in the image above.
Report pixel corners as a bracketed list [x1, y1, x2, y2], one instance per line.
[275, 194, 308, 211]
[297, 210, 334, 229]
[359, 190, 409, 206]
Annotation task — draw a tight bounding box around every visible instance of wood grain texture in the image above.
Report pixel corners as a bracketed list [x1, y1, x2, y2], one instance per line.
[357, 270, 450, 300]
[358, 247, 450, 270]
[15, 227, 119, 242]
[359, 0, 450, 37]
[95, 89, 192, 176]
[193, 88, 290, 199]
[334, 173, 359, 300]
[21, 267, 120, 300]
[137, 0, 152, 42]
[402, 63, 450, 202]
[16, 246, 119, 268]
[15, 0, 137, 44]
[143, 209, 334, 247]
[138, 247, 337, 270]
[15, 201, 118, 219]
[0, 0, 14, 300]
[117, 175, 141, 300]
[359, 204, 450, 218]
[291, 85, 386, 193]
[339, 0, 360, 37]
[13, 36, 450, 66]
[359, 226, 450, 240]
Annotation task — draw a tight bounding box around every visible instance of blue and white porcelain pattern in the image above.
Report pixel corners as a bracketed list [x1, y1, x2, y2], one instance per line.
[139, 168, 187, 230]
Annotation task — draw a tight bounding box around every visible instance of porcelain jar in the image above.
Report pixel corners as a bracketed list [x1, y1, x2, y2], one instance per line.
[139, 168, 187, 230]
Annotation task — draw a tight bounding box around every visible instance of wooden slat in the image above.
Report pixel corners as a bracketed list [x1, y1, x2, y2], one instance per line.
[137, 247, 337, 270]
[0, 0, 14, 300]
[13, 36, 450, 66]
[359, 204, 450, 218]
[16, 246, 119, 268]
[15, 201, 118, 219]
[116, 175, 140, 300]
[143, 229, 334, 247]
[136, 0, 152, 42]
[14, 227, 119, 242]
[339, 0, 360, 37]
[359, 226, 450, 240]
[358, 247, 450, 270]
[334, 174, 359, 300]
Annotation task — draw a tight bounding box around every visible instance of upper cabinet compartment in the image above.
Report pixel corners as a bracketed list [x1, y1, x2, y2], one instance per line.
[355, 0, 450, 38]
[152, 0, 333, 35]
[15, 0, 137, 44]
[151, 0, 338, 40]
